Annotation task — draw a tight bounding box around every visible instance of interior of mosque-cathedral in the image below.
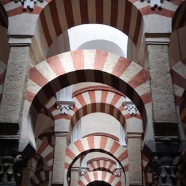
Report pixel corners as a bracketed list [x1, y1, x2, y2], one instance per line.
[0, 0, 186, 185]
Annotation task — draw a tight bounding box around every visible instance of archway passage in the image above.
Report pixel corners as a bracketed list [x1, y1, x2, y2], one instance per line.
[87, 181, 111, 186]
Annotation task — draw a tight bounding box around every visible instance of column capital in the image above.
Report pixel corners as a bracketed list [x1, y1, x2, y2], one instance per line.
[55, 132, 68, 137]
[145, 36, 170, 45]
[127, 133, 143, 138]
[8, 36, 32, 47]
[145, 33, 171, 45]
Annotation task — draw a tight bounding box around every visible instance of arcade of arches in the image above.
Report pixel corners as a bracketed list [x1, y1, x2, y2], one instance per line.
[0, 0, 186, 186]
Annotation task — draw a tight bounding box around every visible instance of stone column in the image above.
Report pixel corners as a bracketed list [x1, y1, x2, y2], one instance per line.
[146, 38, 178, 131]
[120, 168, 126, 186]
[145, 37, 180, 186]
[70, 167, 79, 186]
[0, 39, 32, 185]
[127, 134, 143, 186]
[0, 40, 32, 123]
[52, 132, 67, 185]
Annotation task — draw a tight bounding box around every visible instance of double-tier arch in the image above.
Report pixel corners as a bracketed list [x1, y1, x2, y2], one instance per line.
[20, 50, 151, 153]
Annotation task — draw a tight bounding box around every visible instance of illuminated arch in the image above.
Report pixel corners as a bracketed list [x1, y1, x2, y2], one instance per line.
[65, 136, 128, 184]
[87, 158, 117, 175]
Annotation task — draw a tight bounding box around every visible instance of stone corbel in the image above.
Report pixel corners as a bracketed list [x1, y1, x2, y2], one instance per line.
[14, 0, 44, 10]
[56, 101, 75, 115]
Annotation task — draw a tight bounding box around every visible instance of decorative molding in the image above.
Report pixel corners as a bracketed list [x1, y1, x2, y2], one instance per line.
[122, 100, 137, 116]
[56, 101, 75, 115]
[147, 0, 163, 9]
[14, 0, 44, 10]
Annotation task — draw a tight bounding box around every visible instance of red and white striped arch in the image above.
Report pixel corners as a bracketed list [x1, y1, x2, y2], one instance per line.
[27, 139, 54, 186]
[78, 171, 121, 186]
[142, 154, 156, 186]
[87, 158, 117, 175]
[34, 0, 144, 58]
[2, 0, 181, 61]
[25, 49, 150, 133]
[30, 170, 50, 186]
[42, 86, 143, 141]
[46, 89, 142, 131]
[65, 136, 129, 184]
[35, 138, 54, 170]
[22, 50, 150, 153]
[39, 133, 56, 147]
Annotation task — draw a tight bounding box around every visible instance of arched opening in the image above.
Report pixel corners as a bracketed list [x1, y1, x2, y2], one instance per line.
[87, 181, 111, 186]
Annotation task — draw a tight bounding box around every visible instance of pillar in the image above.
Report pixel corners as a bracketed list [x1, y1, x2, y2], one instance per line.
[52, 133, 67, 185]
[0, 41, 32, 123]
[127, 134, 143, 186]
[70, 167, 79, 186]
[120, 168, 126, 186]
[0, 38, 33, 185]
[146, 38, 177, 124]
[145, 37, 180, 185]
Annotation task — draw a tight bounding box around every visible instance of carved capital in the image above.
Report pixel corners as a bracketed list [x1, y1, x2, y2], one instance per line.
[14, 0, 44, 10]
[122, 100, 137, 116]
[140, 0, 164, 10]
[56, 101, 75, 115]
